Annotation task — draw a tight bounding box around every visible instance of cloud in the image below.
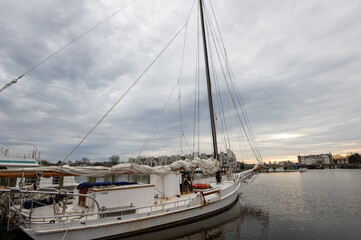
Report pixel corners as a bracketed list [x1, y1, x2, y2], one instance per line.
[1, 0, 360, 163]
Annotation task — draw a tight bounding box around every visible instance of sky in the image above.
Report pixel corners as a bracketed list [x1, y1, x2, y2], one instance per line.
[0, 0, 360, 164]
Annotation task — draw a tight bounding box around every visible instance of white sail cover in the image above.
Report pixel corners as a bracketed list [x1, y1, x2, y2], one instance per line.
[0, 158, 219, 177]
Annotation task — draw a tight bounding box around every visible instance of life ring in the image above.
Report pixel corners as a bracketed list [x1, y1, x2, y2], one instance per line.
[192, 183, 210, 189]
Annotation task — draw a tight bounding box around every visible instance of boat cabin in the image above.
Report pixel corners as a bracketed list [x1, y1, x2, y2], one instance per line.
[73, 182, 155, 211]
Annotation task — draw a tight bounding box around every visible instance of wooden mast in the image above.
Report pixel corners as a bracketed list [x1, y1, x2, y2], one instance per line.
[199, 0, 221, 183]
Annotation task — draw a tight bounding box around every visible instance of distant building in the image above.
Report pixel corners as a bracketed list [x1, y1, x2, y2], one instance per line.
[219, 150, 237, 168]
[297, 153, 333, 165]
[129, 150, 237, 168]
[335, 157, 349, 165]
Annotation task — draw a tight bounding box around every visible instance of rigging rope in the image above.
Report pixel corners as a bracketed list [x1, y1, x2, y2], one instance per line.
[209, 1, 263, 162]
[0, 0, 135, 93]
[192, 2, 201, 158]
[177, 19, 188, 155]
[206, 22, 231, 151]
[202, 3, 231, 153]
[204, 3, 231, 151]
[62, 22, 189, 164]
[137, 85, 178, 158]
[136, 0, 196, 158]
[177, 0, 197, 156]
[205, 2, 263, 162]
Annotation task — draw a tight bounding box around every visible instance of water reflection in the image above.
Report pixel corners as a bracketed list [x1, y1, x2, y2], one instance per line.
[125, 199, 270, 240]
[242, 169, 361, 240]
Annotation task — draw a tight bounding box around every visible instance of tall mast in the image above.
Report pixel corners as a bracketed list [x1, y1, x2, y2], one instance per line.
[199, 0, 221, 182]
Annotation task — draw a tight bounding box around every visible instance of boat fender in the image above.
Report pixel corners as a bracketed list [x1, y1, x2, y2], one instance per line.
[192, 183, 211, 189]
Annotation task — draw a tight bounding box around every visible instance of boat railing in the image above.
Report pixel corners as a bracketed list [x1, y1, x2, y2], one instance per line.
[1, 188, 101, 227]
[1, 188, 100, 211]
[18, 198, 196, 226]
[1, 188, 203, 226]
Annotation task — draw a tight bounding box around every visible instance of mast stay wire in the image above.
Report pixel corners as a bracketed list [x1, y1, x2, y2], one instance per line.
[206, 28, 230, 152]
[176, 0, 197, 156]
[211, 55, 231, 151]
[176, 8, 189, 155]
[0, 0, 135, 93]
[192, 2, 201, 158]
[204, 2, 262, 162]
[204, 2, 238, 152]
[198, 3, 229, 154]
[128, 0, 197, 159]
[205, 2, 232, 145]
[207, 0, 263, 162]
[139, 14, 196, 158]
[207, 25, 232, 151]
[203, 4, 232, 152]
[137, 82, 178, 158]
[208, 0, 263, 162]
[227, 56, 263, 162]
[62, 21, 190, 164]
[138, 98, 179, 158]
[209, 31, 261, 162]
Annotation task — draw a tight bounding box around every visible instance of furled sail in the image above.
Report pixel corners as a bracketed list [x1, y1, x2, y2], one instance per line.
[0, 158, 220, 178]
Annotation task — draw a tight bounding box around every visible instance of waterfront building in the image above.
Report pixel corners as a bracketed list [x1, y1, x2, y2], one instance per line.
[336, 157, 349, 165]
[219, 150, 237, 168]
[144, 157, 157, 167]
[297, 153, 333, 165]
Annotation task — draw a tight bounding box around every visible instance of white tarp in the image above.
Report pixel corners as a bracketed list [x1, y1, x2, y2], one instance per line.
[0, 158, 220, 177]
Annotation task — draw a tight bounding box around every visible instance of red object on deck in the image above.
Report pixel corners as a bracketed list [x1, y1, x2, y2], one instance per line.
[192, 183, 211, 189]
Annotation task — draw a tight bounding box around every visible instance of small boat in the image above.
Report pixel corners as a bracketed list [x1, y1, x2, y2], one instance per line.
[0, 146, 39, 169]
[0, 146, 78, 191]
[0, 0, 263, 239]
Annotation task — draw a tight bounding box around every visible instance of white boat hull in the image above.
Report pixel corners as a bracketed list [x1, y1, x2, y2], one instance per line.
[22, 181, 241, 240]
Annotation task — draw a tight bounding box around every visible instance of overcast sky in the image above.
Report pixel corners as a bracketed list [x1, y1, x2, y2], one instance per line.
[1, 0, 360, 164]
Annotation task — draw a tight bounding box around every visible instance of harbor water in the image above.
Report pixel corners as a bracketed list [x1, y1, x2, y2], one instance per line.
[3, 169, 361, 239]
[237, 168, 361, 240]
[132, 169, 361, 240]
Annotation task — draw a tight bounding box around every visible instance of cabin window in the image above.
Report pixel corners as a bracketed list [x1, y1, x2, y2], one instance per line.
[0, 178, 16, 187]
[25, 178, 37, 185]
[8, 178, 16, 187]
[52, 177, 60, 185]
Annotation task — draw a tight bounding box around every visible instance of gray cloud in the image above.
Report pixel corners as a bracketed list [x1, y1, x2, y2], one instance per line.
[1, 0, 360, 163]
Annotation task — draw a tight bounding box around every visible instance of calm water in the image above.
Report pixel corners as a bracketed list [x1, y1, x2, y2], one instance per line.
[3, 169, 361, 239]
[239, 169, 361, 240]
[131, 169, 361, 240]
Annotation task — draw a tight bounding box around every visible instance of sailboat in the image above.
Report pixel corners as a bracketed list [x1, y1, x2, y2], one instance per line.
[0, 1, 263, 239]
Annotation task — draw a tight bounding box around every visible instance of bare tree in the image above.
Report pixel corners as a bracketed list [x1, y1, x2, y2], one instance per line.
[109, 155, 120, 165]
[81, 157, 90, 165]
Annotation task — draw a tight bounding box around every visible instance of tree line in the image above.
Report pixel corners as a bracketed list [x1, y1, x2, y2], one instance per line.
[348, 153, 361, 163]
[41, 155, 122, 166]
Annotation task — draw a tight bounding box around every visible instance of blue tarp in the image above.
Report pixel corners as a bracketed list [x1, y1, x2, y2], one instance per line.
[23, 197, 57, 209]
[77, 181, 138, 190]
